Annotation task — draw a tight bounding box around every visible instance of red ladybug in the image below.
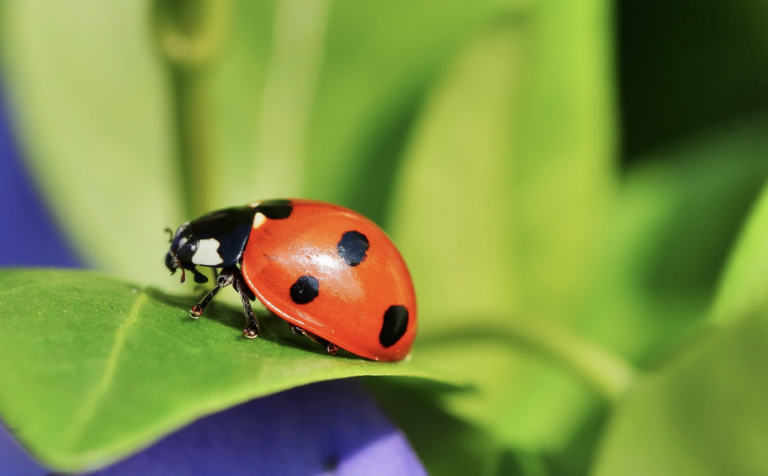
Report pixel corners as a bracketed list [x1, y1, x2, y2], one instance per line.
[164, 199, 417, 361]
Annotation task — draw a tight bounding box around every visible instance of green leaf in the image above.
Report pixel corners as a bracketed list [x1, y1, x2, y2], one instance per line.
[591, 118, 768, 474]
[366, 379, 504, 476]
[578, 116, 768, 363]
[0, 0, 520, 288]
[0, 268, 452, 472]
[711, 154, 768, 321]
[592, 307, 768, 476]
[0, 1, 180, 287]
[387, 1, 616, 450]
[213, 0, 523, 222]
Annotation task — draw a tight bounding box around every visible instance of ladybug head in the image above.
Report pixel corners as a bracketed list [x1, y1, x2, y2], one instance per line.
[165, 224, 209, 284]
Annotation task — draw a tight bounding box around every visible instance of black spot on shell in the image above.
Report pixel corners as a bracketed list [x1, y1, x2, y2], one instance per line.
[257, 199, 293, 219]
[380, 305, 409, 347]
[337, 231, 369, 266]
[290, 275, 319, 304]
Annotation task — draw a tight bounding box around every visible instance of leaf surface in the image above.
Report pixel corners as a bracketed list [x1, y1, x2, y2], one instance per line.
[0, 269, 451, 472]
[592, 118, 768, 476]
[711, 139, 768, 322]
[593, 307, 768, 476]
[578, 116, 768, 363]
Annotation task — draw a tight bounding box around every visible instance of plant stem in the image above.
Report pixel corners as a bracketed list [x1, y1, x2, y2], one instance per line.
[169, 67, 210, 219]
[423, 320, 637, 402]
[252, 0, 329, 199]
[505, 319, 636, 402]
[152, 0, 230, 219]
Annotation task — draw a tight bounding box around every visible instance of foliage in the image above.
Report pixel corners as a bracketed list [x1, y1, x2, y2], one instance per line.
[0, 269, 451, 471]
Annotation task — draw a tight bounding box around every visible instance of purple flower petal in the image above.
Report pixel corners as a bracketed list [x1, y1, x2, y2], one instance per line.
[0, 380, 426, 476]
[0, 425, 48, 476]
[88, 380, 425, 476]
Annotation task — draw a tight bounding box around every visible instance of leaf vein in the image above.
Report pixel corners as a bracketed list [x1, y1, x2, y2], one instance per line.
[64, 291, 148, 448]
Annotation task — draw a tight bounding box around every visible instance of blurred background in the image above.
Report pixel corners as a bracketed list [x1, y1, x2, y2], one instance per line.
[3, 0, 768, 475]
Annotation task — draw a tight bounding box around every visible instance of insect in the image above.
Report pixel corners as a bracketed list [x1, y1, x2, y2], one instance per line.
[164, 199, 416, 361]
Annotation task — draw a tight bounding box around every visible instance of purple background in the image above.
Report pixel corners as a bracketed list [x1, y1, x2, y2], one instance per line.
[0, 91, 79, 268]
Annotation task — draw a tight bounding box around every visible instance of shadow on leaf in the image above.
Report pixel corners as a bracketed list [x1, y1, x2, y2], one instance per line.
[144, 287, 363, 360]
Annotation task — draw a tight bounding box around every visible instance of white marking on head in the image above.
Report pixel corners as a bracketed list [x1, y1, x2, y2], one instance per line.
[248, 201, 262, 209]
[252, 212, 267, 229]
[192, 238, 224, 266]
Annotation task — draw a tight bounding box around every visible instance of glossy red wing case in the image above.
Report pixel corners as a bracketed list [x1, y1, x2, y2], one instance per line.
[241, 200, 417, 361]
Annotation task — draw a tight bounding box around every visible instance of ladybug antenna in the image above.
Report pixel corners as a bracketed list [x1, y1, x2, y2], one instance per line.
[164, 227, 174, 243]
[176, 258, 187, 284]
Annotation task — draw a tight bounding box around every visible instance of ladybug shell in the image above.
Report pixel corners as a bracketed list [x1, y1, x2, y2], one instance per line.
[241, 199, 417, 361]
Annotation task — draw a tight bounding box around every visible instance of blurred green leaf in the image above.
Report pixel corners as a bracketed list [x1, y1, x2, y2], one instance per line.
[0, 1, 180, 287]
[590, 117, 768, 476]
[711, 160, 768, 322]
[367, 379, 504, 476]
[578, 116, 768, 363]
[0, 0, 518, 285]
[369, 378, 557, 476]
[592, 307, 768, 476]
[212, 0, 524, 222]
[0, 268, 451, 472]
[387, 1, 616, 450]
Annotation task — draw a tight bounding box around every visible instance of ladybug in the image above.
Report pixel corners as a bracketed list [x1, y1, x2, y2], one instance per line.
[164, 199, 416, 361]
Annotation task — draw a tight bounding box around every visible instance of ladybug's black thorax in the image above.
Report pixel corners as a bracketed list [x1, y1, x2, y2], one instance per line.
[165, 200, 294, 282]
[187, 206, 257, 267]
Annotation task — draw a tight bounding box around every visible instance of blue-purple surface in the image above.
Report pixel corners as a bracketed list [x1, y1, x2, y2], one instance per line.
[0, 381, 426, 476]
[90, 380, 425, 476]
[0, 90, 80, 268]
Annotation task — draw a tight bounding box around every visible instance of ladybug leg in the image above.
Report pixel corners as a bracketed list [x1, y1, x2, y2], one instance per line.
[189, 266, 260, 339]
[290, 325, 338, 356]
[189, 268, 235, 319]
[232, 272, 260, 338]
